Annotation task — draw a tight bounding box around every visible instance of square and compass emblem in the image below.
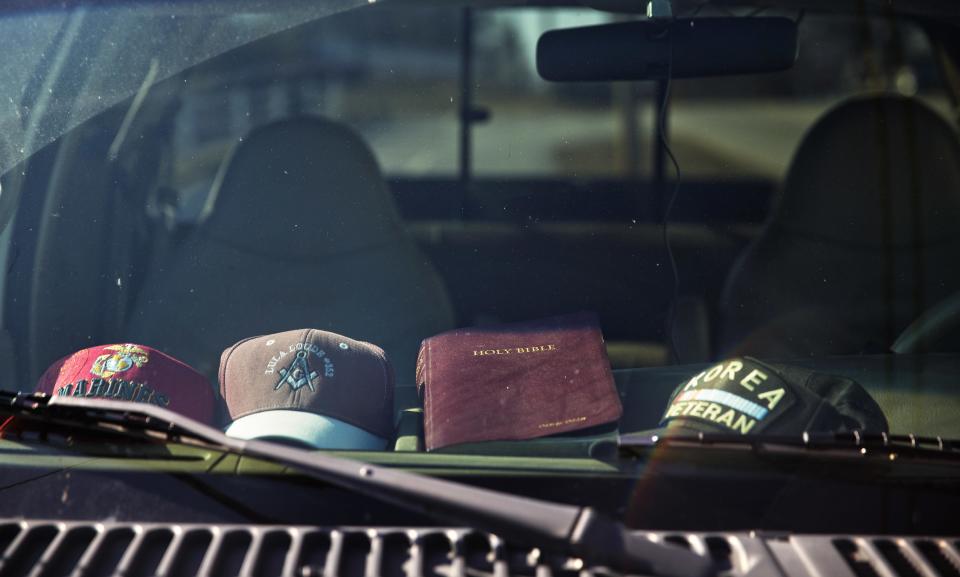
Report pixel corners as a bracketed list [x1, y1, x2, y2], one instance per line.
[275, 350, 321, 391]
[266, 342, 336, 392]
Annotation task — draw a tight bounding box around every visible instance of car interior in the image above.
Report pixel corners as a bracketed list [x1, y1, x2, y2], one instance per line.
[714, 94, 960, 360]
[124, 116, 455, 380]
[3, 3, 960, 442]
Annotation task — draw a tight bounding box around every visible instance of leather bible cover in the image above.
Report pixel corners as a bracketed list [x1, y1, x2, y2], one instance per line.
[416, 312, 622, 450]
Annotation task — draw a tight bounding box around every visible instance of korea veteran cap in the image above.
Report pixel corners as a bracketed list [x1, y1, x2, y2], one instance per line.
[35, 344, 217, 425]
[219, 328, 394, 450]
[655, 357, 888, 437]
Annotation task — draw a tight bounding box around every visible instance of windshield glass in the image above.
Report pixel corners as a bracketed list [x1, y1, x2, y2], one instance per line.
[1, 0, 958, 460]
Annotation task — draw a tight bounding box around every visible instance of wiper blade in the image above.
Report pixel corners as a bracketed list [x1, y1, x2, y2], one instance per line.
[619, 430, 960, 459]
[0, 391, 715, 577]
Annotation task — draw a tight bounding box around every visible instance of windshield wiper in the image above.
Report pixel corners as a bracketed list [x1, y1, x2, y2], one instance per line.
[619, 430, 960, 460]
[0, 391, 715, 577]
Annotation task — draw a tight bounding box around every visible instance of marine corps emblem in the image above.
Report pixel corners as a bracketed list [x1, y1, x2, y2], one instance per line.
[90, 344, 150, 378]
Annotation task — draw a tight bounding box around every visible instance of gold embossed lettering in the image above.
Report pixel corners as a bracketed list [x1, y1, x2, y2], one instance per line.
[538, 416, 587, 429]
[475, 345, 557, 357]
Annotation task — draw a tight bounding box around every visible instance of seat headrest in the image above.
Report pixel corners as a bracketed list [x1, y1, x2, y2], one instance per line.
[774, 95, 960, 247]
[202, 117, 402, 257]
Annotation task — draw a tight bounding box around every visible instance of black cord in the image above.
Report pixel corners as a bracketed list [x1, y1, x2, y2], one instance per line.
[688, 1, 735, 17]
[659, 35, 683, 364]
[688, 1, 709, 17]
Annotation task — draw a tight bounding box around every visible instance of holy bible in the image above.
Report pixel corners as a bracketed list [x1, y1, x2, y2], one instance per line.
[416, 312, 623, 451]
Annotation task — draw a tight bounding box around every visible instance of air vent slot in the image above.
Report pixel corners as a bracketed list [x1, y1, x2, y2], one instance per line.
[834, 539, 882, 577]
[704, 536, 734, 573]
[420, 532, 455, 577]
[0, 524, 22, 557]
[337, 532, 371, 577]
[461, 532, 494, 574]
[210, 530, 253, 577]
[252, 530, 292, 577]
[915, 540, 960, 577]
[503, 543, 538, 576]
[85, 527, 136, 577]
[379, 532, 413, 577]
[663, 535, 692, 550]
[0, 524, 58, 577]
[297, 531, 331, 577]
[874, 539, 922, 577]
[39, 526, 98, 577]
[166, 529, 213, 577]
[126, 528, 174, 577]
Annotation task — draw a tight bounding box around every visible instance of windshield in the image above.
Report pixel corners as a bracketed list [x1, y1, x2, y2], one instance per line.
[0, 0, 958, 467]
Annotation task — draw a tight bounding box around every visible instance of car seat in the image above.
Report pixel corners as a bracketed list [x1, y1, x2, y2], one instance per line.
[125, 116, 455, 382]
[717, 94, 960, 358]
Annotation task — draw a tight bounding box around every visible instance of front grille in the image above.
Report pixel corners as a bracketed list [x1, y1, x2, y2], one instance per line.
[831, 537, 960, 577]
[0, 524, 565, 577]
[0, 521, 957, 577]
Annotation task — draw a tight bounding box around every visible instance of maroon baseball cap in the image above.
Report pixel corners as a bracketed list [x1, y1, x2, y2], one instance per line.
[35, 343, 217, 425]
[219, 328, 395, 449]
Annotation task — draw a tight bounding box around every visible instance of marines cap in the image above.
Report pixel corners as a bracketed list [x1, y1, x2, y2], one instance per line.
[35, 344, 217, 425]
[220, 328, 394, 449]
[656, 357, 888, 436]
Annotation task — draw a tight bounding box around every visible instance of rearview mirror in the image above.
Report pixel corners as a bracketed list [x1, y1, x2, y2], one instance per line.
[537, 17, 798, 82]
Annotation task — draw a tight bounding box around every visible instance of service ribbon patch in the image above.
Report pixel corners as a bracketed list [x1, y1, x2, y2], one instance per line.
[660, 358, 795, 435]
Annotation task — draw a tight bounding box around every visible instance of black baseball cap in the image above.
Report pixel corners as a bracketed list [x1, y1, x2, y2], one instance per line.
[654, 357, 888, 437]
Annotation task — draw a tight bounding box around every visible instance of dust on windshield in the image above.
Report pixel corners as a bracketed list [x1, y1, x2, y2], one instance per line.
[1, 1, 958, 452]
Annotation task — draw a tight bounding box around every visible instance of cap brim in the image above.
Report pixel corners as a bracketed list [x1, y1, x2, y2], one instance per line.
[225, 410, 387, 450]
